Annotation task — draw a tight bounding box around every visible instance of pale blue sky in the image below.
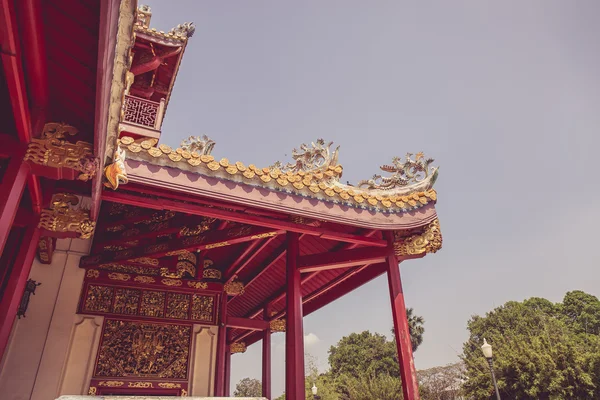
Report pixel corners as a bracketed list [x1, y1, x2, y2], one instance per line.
[144, 1, 600, 396]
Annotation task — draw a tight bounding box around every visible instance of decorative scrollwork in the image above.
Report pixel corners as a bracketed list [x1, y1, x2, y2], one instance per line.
[230, 342, 247, 354]
[394, 219, 442, 257]
[180, 135, 215, 155]
[88, 386, 97, 396]
[158, 382, 182, 389]
[108, 272, 131, 281]
[24, 122, 98, 181]
[271, 138, 339, 175]
[38, 193, 96, 239]
[98, 381, 124, 387]
[224, 280, 244, 296]
[162, 278, 182, 287]
[270, 319, 286, 332]
[86, 269, 100, 279]
[202, 268, 222, 280]
[187, 281, 208, 290]
[358, 152, 438, 190]
[134, 275, 156, 284]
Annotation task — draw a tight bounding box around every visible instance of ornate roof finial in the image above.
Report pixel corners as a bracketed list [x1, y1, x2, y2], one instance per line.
[137, 5, 152, 28]
[358, 152, 438, 190]
[169, 22, 196, 38]
[271, 138, 340, 175]
[180, 135, 215, 155]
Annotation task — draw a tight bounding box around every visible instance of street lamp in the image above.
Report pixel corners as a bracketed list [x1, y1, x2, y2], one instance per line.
[481, 338, 501, 400]
[311, 383, 320, 400]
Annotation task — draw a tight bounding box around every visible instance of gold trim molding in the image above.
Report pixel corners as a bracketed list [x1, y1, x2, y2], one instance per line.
[394, 219, 442, 257]
[38, 194, 96, 239]
[230, 342, 246, 354]
[25, 123, 98, 181]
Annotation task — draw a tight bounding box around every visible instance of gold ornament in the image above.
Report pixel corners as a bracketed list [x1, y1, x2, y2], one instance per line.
[86, 269, 100, 279]
[38, 193, 96, 239]
[187, 281, 208, 290]
[88, 386, 97, 396]
[230, 342, 246, 354]
[270, 319, 286, 332]
[104, 146, 128, 190]
[394, 219, 442, 257]
[98, 381, 124, 387]
[24, 122, 98, 181]
[108, 272, 131, 281]
[224, 280, 244, 296]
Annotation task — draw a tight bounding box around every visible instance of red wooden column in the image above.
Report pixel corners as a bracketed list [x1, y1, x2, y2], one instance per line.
[262, 309, 272, 399]
[285, 231, 305, 400]
[214, 293, 228, 396]
[0, 152, 30, 255]
[0, 225, 41, 360]
[224, 348, 231, 396]
[384, 232, 420, 400]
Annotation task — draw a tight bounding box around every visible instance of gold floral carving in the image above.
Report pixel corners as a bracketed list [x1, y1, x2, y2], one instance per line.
[86, 269, 100, 279]
[166, 293, 191, 319]
[205, 241, 229, 250]
[113, 288, 141, 315]
[129, 257, 159, 266]
[161, 278, 182, 287]
[84, 285, 114, 313]
[98, 263, 160, 276]
[106, 224, 125, 232]
[179, 217, 215, 236]
[394, 219, 442, 257]
[270, 319, 286, 332]
[224, 280, 244, 296]
[95, 320, 190, 379]
[158, 382, 182, 389]
[230, 342, 246, 354]
[128, 382, 154, 388]
[250, 231, 278, 240]
[187, 281, 208, 290]
[191, 294, 214, 322]
[108, 272, 131, 281]
[98, 381, 124, 387]
[38, 193, 96, 239]
[88, 386, 97, 396]
[181, 389, 188, 397]
[139, 291, 165, 318]
[24, 122, 98, 181]
[134, 275, 156, 283]
[202, 268, 221, 280]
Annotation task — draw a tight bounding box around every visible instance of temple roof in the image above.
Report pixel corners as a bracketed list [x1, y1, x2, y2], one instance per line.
[109, 135, 440, 229]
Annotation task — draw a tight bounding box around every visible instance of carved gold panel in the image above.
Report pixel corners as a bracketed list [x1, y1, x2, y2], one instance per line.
[190, 294, 213, 322]
[166, 293, 190, 319]
[84, 285, 114, 313]
[113, 288, 141, 315]
[139, 291, 165, 318]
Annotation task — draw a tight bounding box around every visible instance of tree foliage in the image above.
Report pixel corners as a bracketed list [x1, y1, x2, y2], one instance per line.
[418, 362, 465, 400]
[462, 291, 600, 400]
[233, 377, 262, 397]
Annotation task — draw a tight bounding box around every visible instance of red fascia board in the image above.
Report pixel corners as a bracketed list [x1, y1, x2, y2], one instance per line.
[226, 316, 269, 331]
[297, 246, 391, 273]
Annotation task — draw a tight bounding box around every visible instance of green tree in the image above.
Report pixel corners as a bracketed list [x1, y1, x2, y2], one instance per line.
[462, 292, 600, 399]
[406, 307, 425, 352]
[233, 377, 262, 397]
[341, 372, 403, 400]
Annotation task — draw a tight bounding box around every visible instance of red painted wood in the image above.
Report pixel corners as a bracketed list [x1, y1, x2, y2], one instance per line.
[226, 316, 269, 331]
[0, 154, 30, 254]
[224, 348, 231, 397]
[80, 225, 282, 267]
[224, 237, 275, 283]
[262, 309, 271, 399]
[0, 134, 23, 158]
[214, 294, 228, 396]
[0, 226, 41, 361]
[385, 232, 420, 400]
[102, 191, 387, 247]
[297, 246, 391, 273]
[285, 232, 305, 400]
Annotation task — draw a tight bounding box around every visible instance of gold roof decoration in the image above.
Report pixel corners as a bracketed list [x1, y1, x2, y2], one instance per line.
[118, 136, 439, 213]
[180, 135, 215, 155]
[230, 342, 247, 354]
[134, 5, 194, 43]
[394, 219, 442, 257]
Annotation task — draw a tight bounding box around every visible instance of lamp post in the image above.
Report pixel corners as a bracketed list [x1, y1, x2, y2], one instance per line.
[311, 383, 320, 400]
[481, 338, 501, 400]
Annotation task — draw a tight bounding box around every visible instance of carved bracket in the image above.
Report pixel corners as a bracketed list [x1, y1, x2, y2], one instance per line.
[38, 193, 96, 239]
[269, 318, 286, 332]
[394, 219, 442, 257]
[230, 342, 246, 354]
[24, 122, 98, 181]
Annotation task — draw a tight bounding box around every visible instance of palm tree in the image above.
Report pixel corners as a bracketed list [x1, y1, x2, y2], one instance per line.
[391, 308, 425, 352]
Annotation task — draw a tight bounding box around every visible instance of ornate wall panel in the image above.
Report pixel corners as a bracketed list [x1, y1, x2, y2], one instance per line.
[94, 319, 191, 380]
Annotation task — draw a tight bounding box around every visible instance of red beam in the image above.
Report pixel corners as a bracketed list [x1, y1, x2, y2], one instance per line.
[285, 232, 305, 400]
[262, 309, 271, 399]
[0, 226, 41, 361]
[102, 190, 387, 248]
[0, 153, 31, 254]
[224, 237, 275, 283]
[297, 246, 391, 273]
[226, 316, 269, 331]
[0, 134, 24, 158]
[80, 225, 283, 267]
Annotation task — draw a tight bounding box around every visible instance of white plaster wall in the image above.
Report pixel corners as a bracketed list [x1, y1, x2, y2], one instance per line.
[189, 325, 219, 397]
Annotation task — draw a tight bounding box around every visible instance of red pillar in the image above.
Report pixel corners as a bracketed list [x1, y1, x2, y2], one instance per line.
[0, 225, 41, 360]
[214, 293, 228, 396]
[285, 231, 305, 400]
[385, 232, 420, 400]
[224, 348, 231, 397]
[262, 310, 272, 399]
[0, 152, 30, 255]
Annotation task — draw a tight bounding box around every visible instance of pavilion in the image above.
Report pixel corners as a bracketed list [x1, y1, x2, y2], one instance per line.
[0, 2, 442, 400]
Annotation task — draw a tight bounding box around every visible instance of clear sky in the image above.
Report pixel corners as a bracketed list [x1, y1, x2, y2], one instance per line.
[143, 1, 600, 396]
